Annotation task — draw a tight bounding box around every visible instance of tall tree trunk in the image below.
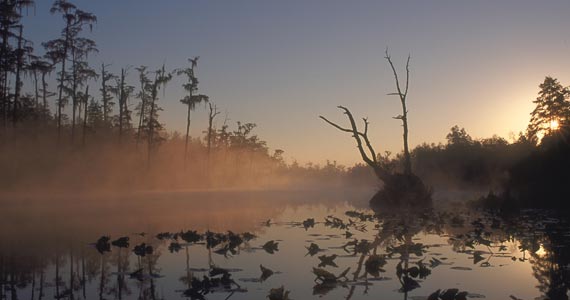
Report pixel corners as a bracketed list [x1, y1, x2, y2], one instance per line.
[33, 71, 39, 109]
[41, 72, 47, 113]
[101, 64, 108, 124]
[56, 23, 70, 143]
[385, 51, 412, 175]
[12, 26, 22, 125]
[147, 89, 156, 170]
[1, 19, 10, 128]
[118, 68, 125, 143]
[82, 86, 89, 146]
[183, 89, 192, 169]
[2, 75, 8, 128]
[207, 103, 219, 158]
[206, 103, 219, 182]
[71, 46, 78, 143]
[136, 77, 146, 147]
[401, 100, 411, 175]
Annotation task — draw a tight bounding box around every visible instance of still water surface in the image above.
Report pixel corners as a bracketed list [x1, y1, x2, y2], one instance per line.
[0, 189, 567, 300]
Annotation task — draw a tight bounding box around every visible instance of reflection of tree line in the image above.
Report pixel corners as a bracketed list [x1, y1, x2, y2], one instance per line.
[0, 239, 160, 300]
[509, 215, 570, 300]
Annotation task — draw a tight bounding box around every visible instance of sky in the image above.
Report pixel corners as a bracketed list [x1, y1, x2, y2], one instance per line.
[22, 0, 570, 166]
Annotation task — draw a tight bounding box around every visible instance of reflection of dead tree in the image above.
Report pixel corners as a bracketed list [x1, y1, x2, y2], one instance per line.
[320, 106, 391, 182]
[385, 49, 412, 175]
[345, 233, 391, 300]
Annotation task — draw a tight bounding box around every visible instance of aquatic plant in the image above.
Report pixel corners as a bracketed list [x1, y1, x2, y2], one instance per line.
[262, 240, 279, 254]
[267, 286, 291, 300]
[318, 254, 338, 268]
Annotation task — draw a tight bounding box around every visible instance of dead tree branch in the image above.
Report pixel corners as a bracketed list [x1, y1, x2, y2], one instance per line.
[385, 49, 412, 175]
[320, 106, 391, 182]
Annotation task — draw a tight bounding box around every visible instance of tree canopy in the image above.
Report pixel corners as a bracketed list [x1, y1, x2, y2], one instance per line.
[527, 76, 570, 143]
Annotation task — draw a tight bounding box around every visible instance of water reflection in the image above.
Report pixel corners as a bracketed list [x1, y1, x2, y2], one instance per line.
[0, 190, 568, 299]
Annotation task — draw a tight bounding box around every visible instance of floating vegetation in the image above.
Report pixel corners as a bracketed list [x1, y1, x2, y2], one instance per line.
[260, 264, 274, 281]
[312, 267, 350, 284]
[450, 266, 473, 271]
[303, 218, 316, 230]
[262, 240, 280, 254]
[318, 254, 338, 268]
[365, 254, 387, 277]
[268, 286, 291, 300]
[2, 207, 567, 300]
[324, 216, 349, 230]
[306, 242, 324, 256]
[182, 267, 245, 300]
[427, 288, 469, 300]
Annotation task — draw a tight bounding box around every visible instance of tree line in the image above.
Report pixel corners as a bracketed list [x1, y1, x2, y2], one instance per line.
[0, 0, 375, 192]
[0, 0, 305, 191]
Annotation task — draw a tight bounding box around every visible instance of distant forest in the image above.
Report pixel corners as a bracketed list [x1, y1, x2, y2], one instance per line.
[0, 0, 374, 191]
[0, 1, 569, 197]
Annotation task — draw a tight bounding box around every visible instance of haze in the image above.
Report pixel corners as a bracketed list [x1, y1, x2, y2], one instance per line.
[22, 0, 570, 165]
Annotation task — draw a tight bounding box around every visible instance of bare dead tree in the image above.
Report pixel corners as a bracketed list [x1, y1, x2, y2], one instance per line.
[319, 105, 391, 182]
[385, 49, 412, 175]
[207, 102, 220, 159]
[321, 52, 431, 207]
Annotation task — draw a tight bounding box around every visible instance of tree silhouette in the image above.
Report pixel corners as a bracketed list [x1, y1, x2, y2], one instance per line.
[175, 57, 209, 169]
[320, 51, 430, 208]
[27, 56, 48, 110]
[80, 85, 89, 145]
[320, 106, 391, 182]
[135, 65, 150, 146]
[85, 90, 104, 133]
[12, 24, 23, 124]
[99, 63, 114, 126]
[146, 65, 171, 169]
[46, 0, 96, 140]
[69, 37, 97, 142]
[385, 50, 412, 175]
[0, 0, 34, 126]
[527, 76, 569, 143]
[446, 125, 472, 146]
[206, 102, 220, 158]
[111, 67, 134, 142]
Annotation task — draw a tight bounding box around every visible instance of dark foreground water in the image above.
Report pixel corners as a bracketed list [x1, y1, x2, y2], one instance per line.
[0, 189, 568, 300]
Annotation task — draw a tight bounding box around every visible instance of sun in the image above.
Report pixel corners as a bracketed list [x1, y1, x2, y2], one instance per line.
[550, 119, 560, 131]
[535, 244, 548, 257]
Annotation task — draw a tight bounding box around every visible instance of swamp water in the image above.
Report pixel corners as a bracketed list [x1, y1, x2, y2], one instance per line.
[0, 189, 568, 300]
